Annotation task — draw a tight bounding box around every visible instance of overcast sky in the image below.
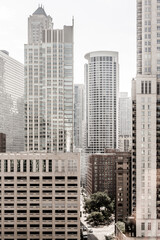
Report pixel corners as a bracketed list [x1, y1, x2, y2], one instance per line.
[0, 0, 136, 95]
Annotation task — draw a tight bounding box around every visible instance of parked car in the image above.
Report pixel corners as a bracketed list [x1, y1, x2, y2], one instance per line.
[89, 229, 93, 233]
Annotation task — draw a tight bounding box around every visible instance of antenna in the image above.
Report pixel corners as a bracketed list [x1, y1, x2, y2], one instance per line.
[72, 16, 74, 26]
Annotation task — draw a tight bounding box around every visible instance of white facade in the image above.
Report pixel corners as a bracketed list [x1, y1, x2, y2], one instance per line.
[25, 6, 74, 152]
[0, 152, 80, 239]
[119, 135, 132, 152]
[84, 51, 119, 153]
[119, 92, 131, 136]
[132, 0, 160, 237]
[0, 50, 24, 152]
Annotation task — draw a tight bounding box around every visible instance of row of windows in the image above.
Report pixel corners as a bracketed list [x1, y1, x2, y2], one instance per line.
[2, 159, 77, 173]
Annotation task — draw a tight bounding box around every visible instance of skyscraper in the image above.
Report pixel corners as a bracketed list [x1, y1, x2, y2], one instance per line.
[74, 84, 85, 150]
[119, 92, 132, 152]
[132, 0, 160, 237]
[84, 51, 119, 153]
[0, 50, 24, 152]
[25, 6, 74, 152]
[119, 92, 131, 136]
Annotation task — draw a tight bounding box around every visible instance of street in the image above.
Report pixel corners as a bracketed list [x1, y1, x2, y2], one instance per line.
[88, 233, 99, 240]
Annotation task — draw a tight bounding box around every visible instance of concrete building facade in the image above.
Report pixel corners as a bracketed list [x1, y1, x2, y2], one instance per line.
[74, 84, 85, 150]
[0, 152, 80, 240]
[119, 135, 132, 152]
[0, 50, 24, 152]
[115, 152, 131, 223]
[84, 51, 119, 154]
[132, 0, 160, 237]
[25, 6, 74, 152]
[119, 92, 132, 136]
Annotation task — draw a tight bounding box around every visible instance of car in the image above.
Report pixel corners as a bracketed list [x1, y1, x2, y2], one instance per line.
[87, 225, 92, 228]
[83, 227, 87, 231]
[89, 229, 93, 233]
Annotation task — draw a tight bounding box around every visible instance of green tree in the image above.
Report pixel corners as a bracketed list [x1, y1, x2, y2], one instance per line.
[116, 221, 125, 233]
[84, 192, 114, 225]
[87, 211, 104, 225]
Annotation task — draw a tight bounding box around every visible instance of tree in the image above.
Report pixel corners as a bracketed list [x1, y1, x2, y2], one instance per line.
[116, 221, 125, 233]
[87, 211, 104, 225]
[84, 192, 114, 225]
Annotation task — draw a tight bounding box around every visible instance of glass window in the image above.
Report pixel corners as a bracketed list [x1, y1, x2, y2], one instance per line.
[17, 160, 21, 172]
[4, 160, 8, 172]
[36, 160, 39, 172]
[23, 160, 27, 172]
[30, 160, 33, 172]
[141, 223, 145, 230]
[10, 160, 14, 172]
[42, 160, 46, 172]
[49, 160, 52, 172]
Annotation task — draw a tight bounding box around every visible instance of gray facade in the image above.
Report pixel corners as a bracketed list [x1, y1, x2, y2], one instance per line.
[25, 7, 74, 152]
[74, 84, 85, 149]
[0, 50, 24, 152]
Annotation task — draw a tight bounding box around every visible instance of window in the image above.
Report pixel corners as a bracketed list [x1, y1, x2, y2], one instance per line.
[158, 222, 160, 230]
[30, 160, 33, 172]
[36, 160, 39, 172]
[49, 160, 52, 172]
[43, 160, 46, 172]
[4, 160, 8, 172]
[141, 222, 145, 230]
[148, 222, 151, 230]
[23, 160, 27, 172]
[10, 160, 14, 172]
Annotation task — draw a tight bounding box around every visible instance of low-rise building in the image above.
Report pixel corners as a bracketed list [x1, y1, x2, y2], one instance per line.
[0, 152, 80, 239]
[87, 150, 117, 199]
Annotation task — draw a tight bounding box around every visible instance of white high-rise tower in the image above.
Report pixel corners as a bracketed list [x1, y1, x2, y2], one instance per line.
[132, 0, 160, 237]
[25, 6, 74, 152]
[84, 51, 119, 154]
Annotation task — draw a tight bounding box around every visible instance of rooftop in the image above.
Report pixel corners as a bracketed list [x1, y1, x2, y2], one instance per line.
[33, 6, 47, 17]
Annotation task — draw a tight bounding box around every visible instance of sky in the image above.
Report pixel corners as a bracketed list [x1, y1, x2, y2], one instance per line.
[0, 0, 136, 95]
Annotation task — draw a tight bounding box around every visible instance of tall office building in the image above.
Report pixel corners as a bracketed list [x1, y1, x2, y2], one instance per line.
[0, 50, 24, 152]
[84, 51, 119, 153]
[0, 152, 80, 239]
[74, 84, 85, 150]
[119, 92, 131, 136]
[132, 0, 160, 237]
[25, 6, 74, 152]
[119, 92, 132, 152]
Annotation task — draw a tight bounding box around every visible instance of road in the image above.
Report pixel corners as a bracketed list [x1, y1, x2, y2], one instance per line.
[88, 233, 99, 240]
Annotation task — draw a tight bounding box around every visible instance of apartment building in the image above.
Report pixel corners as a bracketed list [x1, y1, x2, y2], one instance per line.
[132, 0, 160, 237]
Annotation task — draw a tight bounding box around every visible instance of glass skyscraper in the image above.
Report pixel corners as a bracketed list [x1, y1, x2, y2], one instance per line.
[0, 50, 24, 152]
